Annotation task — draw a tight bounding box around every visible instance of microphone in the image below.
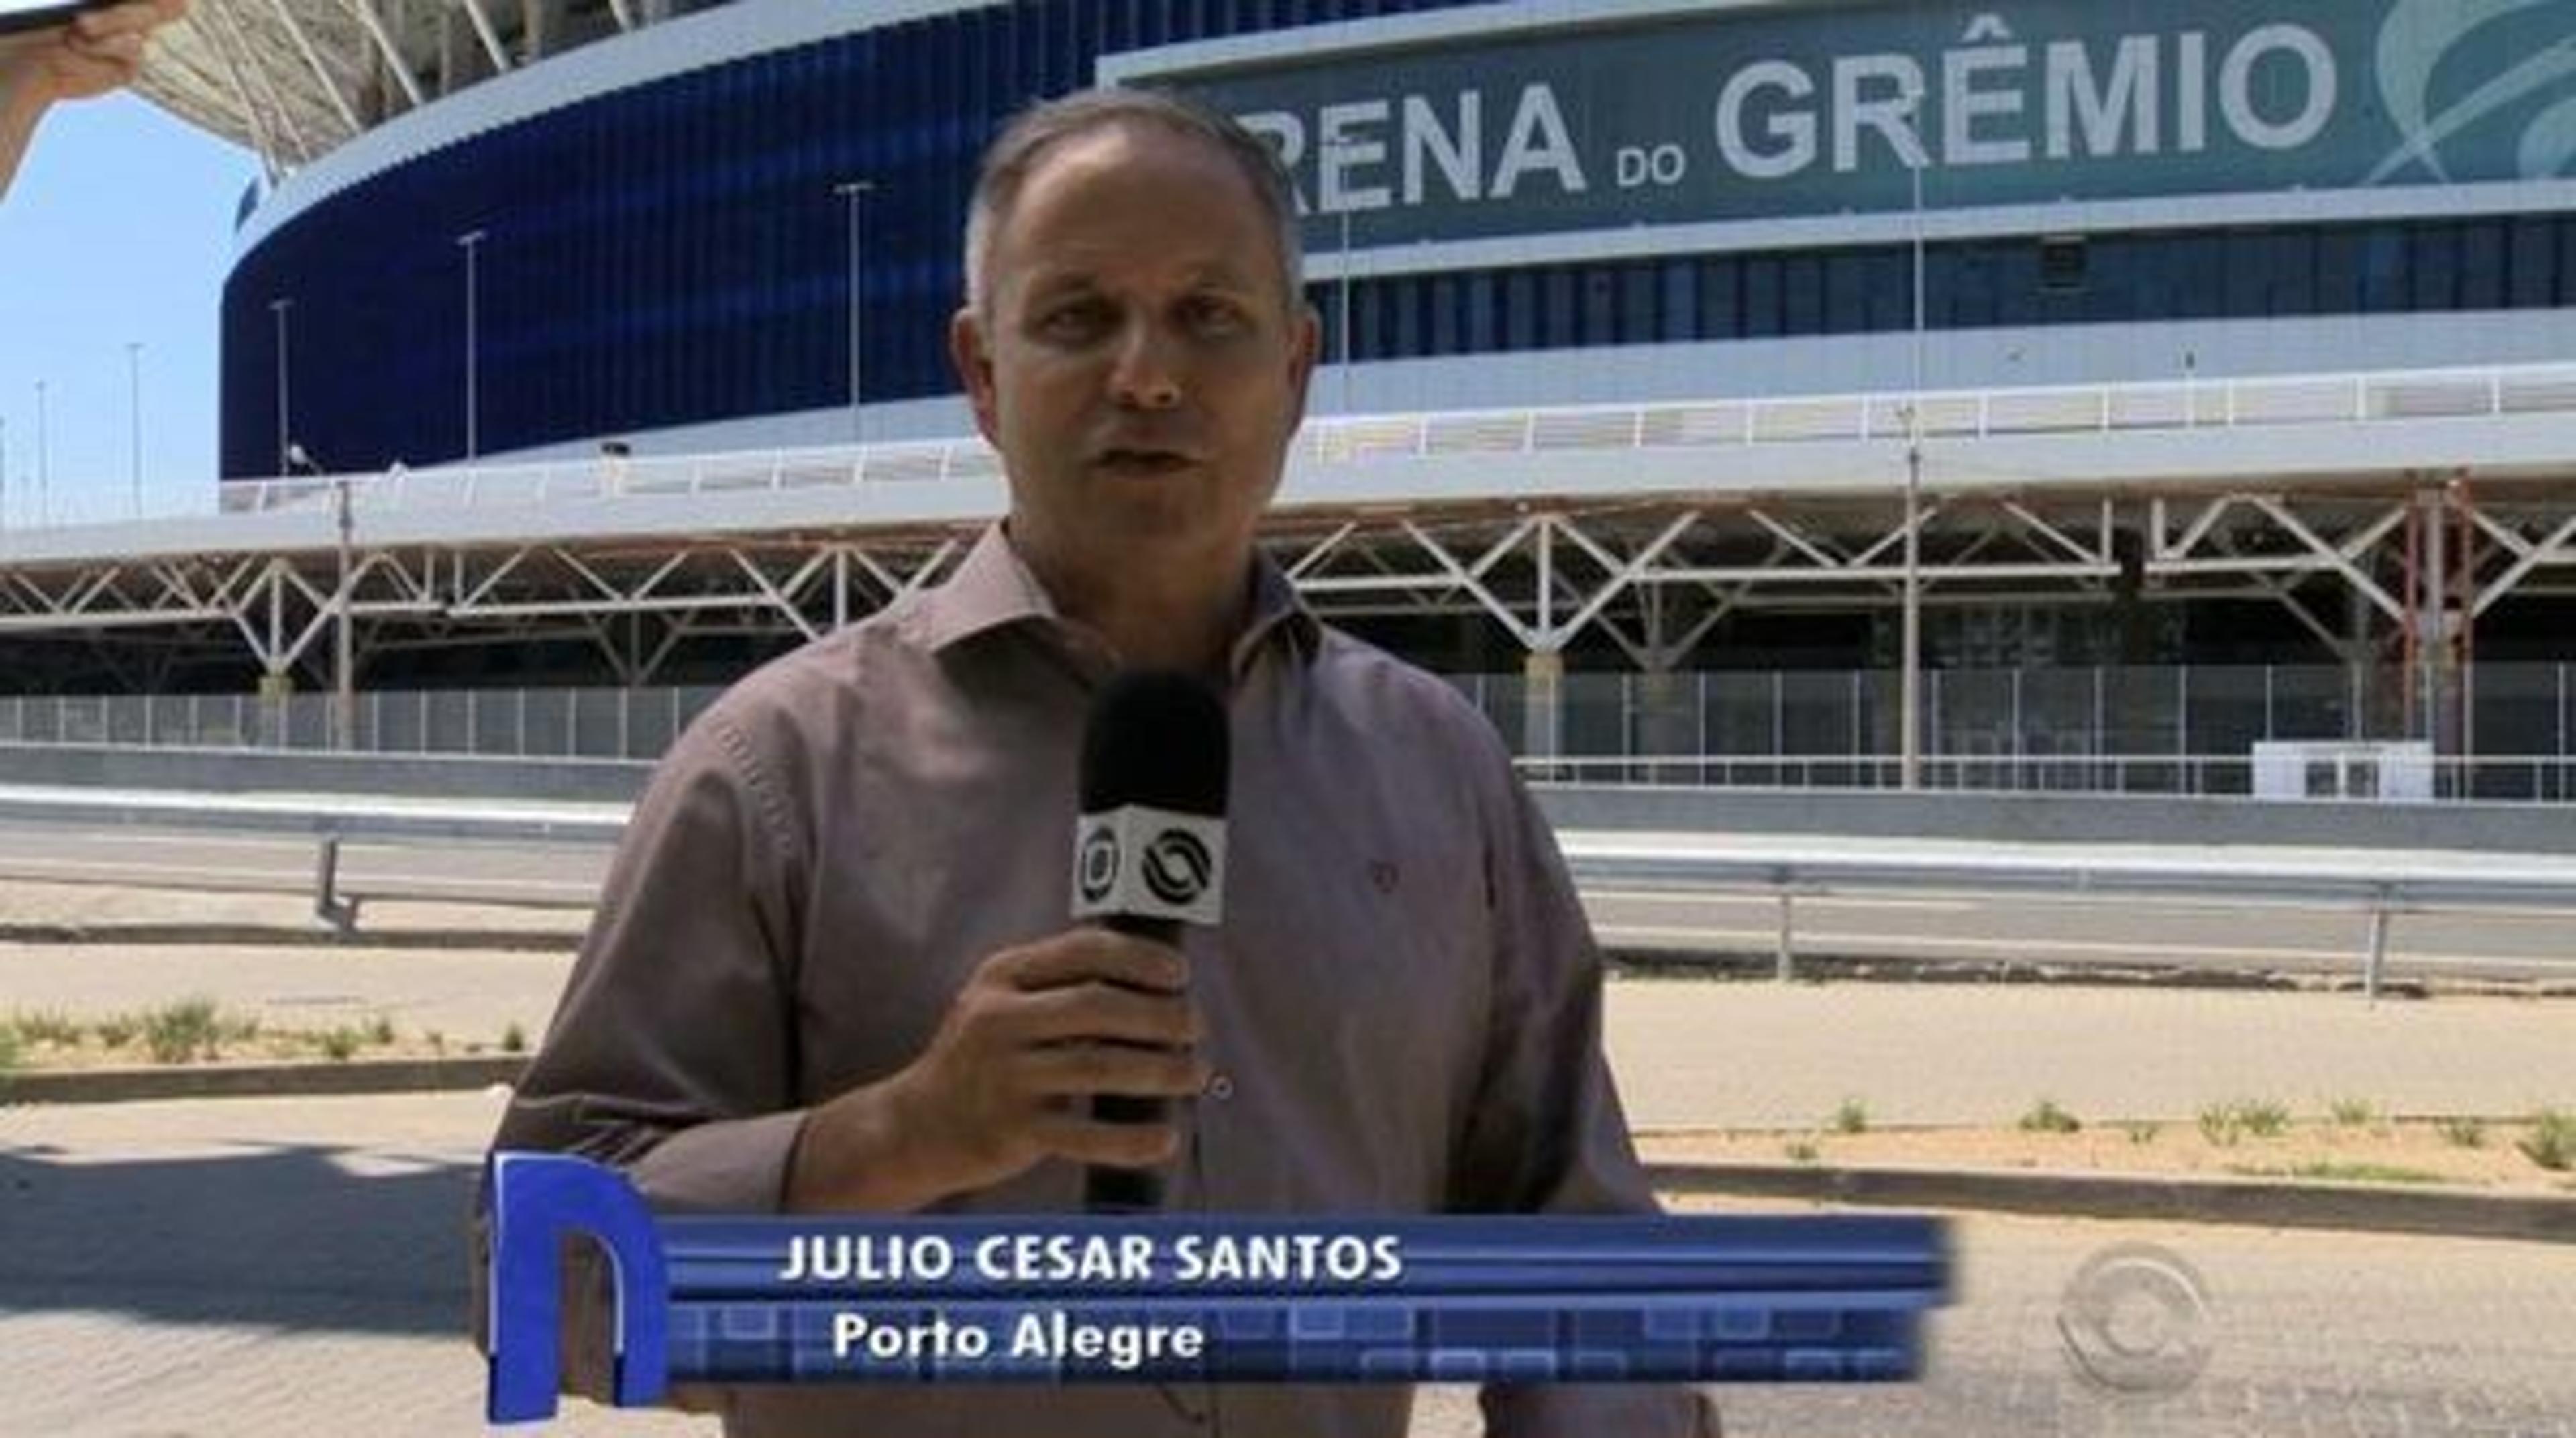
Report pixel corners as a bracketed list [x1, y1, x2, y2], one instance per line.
[1071, 670, 1230, 1213]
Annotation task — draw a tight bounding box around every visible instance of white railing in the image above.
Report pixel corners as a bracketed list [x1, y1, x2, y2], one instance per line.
[1305, 359, 2576, 457]
[188, 358, 2576, 523]
[1515, 753, 2576, 803]
[212, 439, 1007, 520]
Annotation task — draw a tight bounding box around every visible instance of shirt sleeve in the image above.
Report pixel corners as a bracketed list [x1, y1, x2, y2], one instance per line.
[468, 706, 814, 1406]
[487, 705, 812, 1213]
[1451, 765, 1721, 1438]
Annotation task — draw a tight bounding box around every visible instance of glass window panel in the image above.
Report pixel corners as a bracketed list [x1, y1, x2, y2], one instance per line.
[2409, 222, 2459, 311]
[2314, 225, 2363, 312]
[1948, 249, 1996, 327]
[1742, 256, 1782, 337]
[1992, 242, 2039, 326]
[2459, 219, 2504, 309]
[2222, 231, 2270, 317]
[2558, 215, 2576, 304]
[1392, 275, 1425, 359]
[1542, 266, 1577, 348]
[1580, 266, 1618, 346]
[2080, 233, 2134, 323]
[1782, 255, 1824, 334]
[1868, 249, 1914, 330]
[1823, 252, 1870, 333]
[1658, 258, 1696, 342]
[1467, 271, 1498, 350]
[1620, 262, 1657, 343]
[1697, 256, 1739, 338]
[2173, 233, 2225, 319]
[2507, 217, 2556, 307]
[2269, 229, 2316, 315]
[1504, 269, 1538, 349]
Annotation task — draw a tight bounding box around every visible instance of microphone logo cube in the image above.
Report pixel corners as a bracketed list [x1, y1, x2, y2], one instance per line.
[1072, 805, 1228, 927]
[1077, 828, 1122, 907]
[1141, 830, 1214, 906]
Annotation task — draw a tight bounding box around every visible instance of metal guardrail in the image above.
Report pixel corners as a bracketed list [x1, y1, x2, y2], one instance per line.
[195, 358, 2576, 520]
[0, 783, 628, 844]
[1557, 836, 2576, 999]
[0, 783, 624, 934]
[1, 782, 2568, 994]
[1519, 753, 2576, 802]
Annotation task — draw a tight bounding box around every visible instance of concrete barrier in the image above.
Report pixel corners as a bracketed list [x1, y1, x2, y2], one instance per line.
[0, 744, 2560, 857]
[1532, 785, 2576, 856]
[0, 744, 651, 806]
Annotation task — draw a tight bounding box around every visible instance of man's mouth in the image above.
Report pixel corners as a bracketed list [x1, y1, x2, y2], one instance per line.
[1092, 448, 1197, 476]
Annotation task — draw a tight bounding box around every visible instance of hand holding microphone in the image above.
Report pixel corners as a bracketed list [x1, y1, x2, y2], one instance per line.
[782, 671, 1226, 1215]
[1069, 671, 1230, 1213]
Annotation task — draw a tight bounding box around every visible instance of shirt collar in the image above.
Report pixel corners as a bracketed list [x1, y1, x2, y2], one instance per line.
[1232, 541, 1321, 675]
[917, 524, 1320, 678]
[912, 524, 1060, 653]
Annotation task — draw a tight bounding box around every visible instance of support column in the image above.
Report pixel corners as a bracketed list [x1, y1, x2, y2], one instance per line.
[257, 670, 293, 749]
[1632, 590, 1697, 775]
[2420, 485, 2460, 766]
[437, 7, 489, 95]
[1633, 667, 1695, 775]
[378, 0, 418, 117]
[2452, 473, 2477, 772]
[1523, 650, 1563, 778]
[2344, 584, 2377, 741]
[521, 0, 566, 59]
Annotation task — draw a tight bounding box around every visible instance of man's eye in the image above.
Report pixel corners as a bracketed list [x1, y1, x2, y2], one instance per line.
[1183, 297, 1248, 335]
[1036, 302, 1109, 339]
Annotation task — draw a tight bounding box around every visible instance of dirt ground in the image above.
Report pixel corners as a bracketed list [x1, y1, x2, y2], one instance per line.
[1638, 1113, 2576, 1193]
[1, 1025, 508, 1070]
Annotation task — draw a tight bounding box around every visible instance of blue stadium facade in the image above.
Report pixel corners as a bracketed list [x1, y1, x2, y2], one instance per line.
[215, 0, 2576, 478]
[221, 0, 1479, 477]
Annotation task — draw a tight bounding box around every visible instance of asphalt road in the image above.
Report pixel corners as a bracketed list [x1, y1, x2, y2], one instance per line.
[0, 818, 2565, 985]
[1586, 887, 2576, 984]
[0, 822, 608, 907]
[2, 1093, 2568, 1437]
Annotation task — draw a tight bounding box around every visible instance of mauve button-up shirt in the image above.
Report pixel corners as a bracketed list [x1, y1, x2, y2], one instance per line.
[488, 525, 1714, 1437]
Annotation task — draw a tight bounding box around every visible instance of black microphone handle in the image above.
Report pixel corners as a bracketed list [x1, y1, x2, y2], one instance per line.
[1085, 911, 1185, 1213]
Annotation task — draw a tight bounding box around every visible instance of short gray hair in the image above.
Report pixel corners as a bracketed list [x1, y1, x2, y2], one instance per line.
[962, 88, 1306, 318]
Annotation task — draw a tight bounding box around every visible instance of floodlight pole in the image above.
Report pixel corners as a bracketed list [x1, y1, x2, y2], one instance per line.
[836, 180, 876, 443]
[458, 229, 488, 459]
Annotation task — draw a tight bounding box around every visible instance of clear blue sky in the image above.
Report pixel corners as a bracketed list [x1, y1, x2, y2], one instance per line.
[0, 90, 253, 527]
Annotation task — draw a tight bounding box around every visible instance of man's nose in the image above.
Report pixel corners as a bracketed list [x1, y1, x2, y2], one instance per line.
[1108, 321, 1184, 410]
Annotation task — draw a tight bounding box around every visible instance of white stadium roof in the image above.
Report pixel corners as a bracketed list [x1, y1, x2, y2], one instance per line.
[136, 0, 681, 174]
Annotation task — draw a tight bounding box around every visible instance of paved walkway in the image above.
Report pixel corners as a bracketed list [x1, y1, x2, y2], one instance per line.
[3, 880, 2572, 1433]
[4, 1093, 2570, 1437]
[1605, 981, 2575, 1129]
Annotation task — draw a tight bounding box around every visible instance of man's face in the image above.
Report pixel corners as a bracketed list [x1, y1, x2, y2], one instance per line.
[951, 122, 1319, 588]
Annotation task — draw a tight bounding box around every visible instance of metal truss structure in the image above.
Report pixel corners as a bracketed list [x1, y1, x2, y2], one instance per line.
[0, 367, 2567, 755]
[4, 473, 2570, 704]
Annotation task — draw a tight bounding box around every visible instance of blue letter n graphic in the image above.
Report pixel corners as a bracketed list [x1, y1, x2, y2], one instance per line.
[486, 1152, 670, 1423]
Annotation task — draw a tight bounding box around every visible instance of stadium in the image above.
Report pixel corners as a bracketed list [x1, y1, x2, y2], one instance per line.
[17, 0, 2565, 793]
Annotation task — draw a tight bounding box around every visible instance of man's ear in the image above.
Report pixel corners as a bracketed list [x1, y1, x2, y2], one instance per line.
[1286, 302, 1322, 421]
[949, 307, 1000, 443]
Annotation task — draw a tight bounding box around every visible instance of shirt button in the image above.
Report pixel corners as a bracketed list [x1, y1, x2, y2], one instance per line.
[1206, 1074, 1234, 1101]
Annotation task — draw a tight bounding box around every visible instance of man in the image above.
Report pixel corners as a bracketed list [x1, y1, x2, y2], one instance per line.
[0, 1, 186, 199]
[489, 88, 1714, 1437]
